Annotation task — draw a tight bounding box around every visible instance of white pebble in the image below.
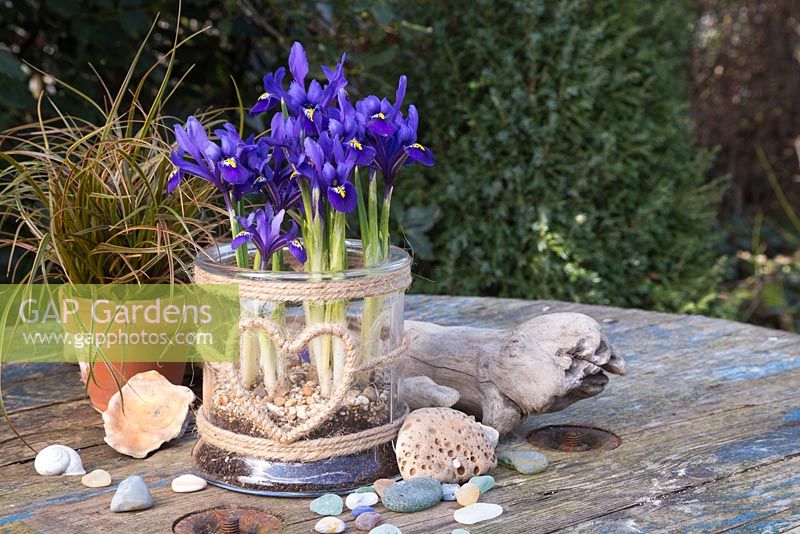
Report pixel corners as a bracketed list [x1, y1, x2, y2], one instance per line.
[314, 516, 346, 533]
[345, 491, 379, 510]
[454, 503, 503, 525]
[81, 469, 112, 488]
[171, 474, 208, 493]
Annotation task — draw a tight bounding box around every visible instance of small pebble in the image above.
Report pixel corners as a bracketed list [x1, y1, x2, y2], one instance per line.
[310, 493, 344, 516]
[373, 478, 396, 499]
[218, 394, 229, 405]
[171, 474, 207, 493]
[302, 385, 315, 396]
[346, 491, 379, 510]
[454, 503, 503, 525]
[362, 386, 378, 402]
[355, 485, 376, 494]
[455, 483, 480, 506]
[369, 525, 402, 534]
[110, 475, 153, 512]
[254, 385, 267, 398]
[468, 475, 495, 494]
[382, 477, 443, 513]
[352, 505, 376, 518]
[441, 483, 460, 501]
[81, 469, 112, 488]
[314, 516, 346, 533]
[355, 511, 382, 531]
[452, 530, 470, 534]
[497, 450, 549, 474]
[273, 396, 286, 407]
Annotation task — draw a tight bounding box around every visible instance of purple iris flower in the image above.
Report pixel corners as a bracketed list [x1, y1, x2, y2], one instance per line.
[231, 203, 306, 267]
[171, 116, 226, 194]
[328, 90, 375, 166]
[357, 77, 435, 195]
[170, 117, 266, 202]
[356, 95, 396, 136]
[249, 67, 288, 117]
[215, 123, 253, 186]
[283, 42, 347, 135]
[322, 158, 358, 213]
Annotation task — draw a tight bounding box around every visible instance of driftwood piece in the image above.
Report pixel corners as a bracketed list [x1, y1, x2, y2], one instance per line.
[404, 312, 626, 434]
[401, 376, 460, 411]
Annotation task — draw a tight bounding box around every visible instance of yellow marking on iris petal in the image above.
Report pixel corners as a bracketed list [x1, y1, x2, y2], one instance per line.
[258, 91, 271, 101]
[410, 143, 426, 151]
[222, 157, 237, 168]
[169, 167, 179, 178]
[235, 230, 251, 239]
[291, 239, 304, 250]
[333, 185, 346, 198]
[304, 107, 315, 122]
[373, 112, 386, 120]
[290, 168, 300, 179]
[348, 139, 363, 150]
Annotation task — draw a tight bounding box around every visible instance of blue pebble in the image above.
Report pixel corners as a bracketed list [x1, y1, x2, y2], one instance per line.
[382, 477, 443, 513]
[441, 483, 460, 501]
[352, 506, 376, 518]
[468, 475, 495, 494]
[309, 493, 343, 516]
[497, 450, 549, 474]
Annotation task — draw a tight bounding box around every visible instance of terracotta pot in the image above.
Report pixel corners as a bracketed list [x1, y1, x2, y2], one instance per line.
[86, 361, 187, 412]
[61, 294, 192, 412]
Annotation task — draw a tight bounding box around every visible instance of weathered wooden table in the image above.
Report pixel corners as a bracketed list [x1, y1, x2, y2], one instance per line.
[2, 295, 800, 533]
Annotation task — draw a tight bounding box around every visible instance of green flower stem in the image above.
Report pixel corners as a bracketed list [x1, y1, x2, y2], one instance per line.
[240, 331, 259, 387]
[229, 192, 248, 269]
[259, 250, 286, 393]
[328, 210, 348, 387]
[300, 183, 333, 396]
[380, 187, 393, 258]
[358, 172, 390, 369]
[367, 172, 380, 261]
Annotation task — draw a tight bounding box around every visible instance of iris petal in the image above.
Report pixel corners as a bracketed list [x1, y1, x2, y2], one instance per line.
[288, 239, 307, 264]
[288, 42, 309, 85]
[219, 157, 252, 184]
[231, 230, 253, 250]
[405, 143, 435, 166]
[327, 181, 357, 213]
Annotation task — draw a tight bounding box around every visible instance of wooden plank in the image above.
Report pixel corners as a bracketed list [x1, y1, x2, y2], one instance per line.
[569, 456, 800, 533]
[1, 363, 86, 414]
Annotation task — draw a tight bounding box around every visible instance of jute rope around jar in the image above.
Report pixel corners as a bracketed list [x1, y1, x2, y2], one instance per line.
[193, 261, 411, 462]
[194, 260, 412, 302]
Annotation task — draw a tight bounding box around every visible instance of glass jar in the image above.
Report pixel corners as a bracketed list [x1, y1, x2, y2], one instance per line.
[192, 240, 409, 496]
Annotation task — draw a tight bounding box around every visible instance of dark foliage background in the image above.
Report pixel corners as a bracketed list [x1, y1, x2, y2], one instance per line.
[3, 0, 794, 326]
[692, 0, 800, 331]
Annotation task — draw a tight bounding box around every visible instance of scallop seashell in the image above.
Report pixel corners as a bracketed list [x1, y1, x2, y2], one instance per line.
[34, 444, 86, 476]
[102, 370, 195, 458]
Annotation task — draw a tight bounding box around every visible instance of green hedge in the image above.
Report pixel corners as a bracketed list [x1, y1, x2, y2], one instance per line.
[1, 1, 726, 313]
[391, 0, 726, 312]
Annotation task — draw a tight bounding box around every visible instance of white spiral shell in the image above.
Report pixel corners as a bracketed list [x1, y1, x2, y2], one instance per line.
[34, 445, 86, 476]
